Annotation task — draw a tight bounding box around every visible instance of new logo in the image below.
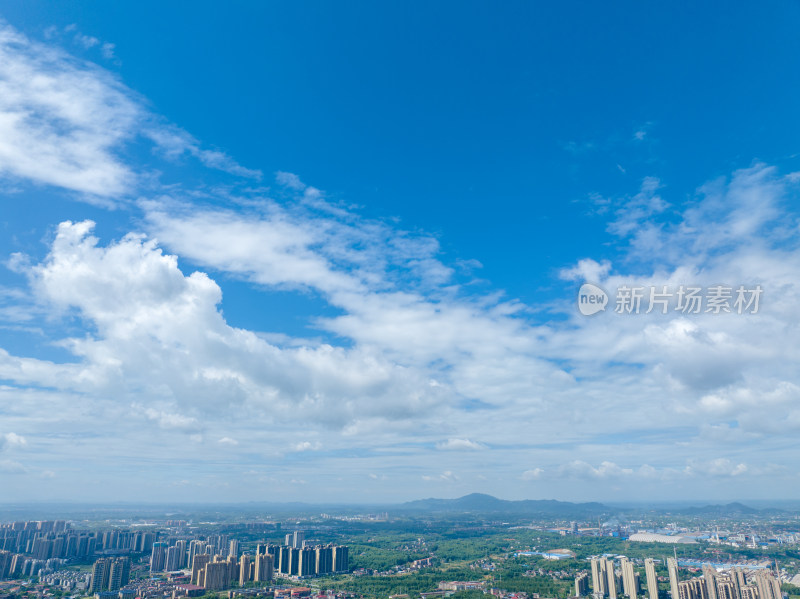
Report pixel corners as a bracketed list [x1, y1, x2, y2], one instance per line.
[577, 283, 608, 316]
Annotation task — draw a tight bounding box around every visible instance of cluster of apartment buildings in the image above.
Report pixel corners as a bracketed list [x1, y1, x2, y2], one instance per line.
[90, 557, 132, 593]
[148, 532, 349, 592]
[188, 550, 275, 590]
[578, 557, 782, 599]
[0, 520, 97, 563]
[670, 563, 781, 599]
[0, 519, 158, 570]
[270, 543, 350, 578]
[151, 535, 247, 574]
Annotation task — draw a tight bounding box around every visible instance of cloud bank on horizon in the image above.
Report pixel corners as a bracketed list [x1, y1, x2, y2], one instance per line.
[0, 19, 799, 503]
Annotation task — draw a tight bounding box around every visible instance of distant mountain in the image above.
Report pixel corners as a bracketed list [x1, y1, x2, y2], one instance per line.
[398, 493, 609, 516]
[679, 502, 761, 516]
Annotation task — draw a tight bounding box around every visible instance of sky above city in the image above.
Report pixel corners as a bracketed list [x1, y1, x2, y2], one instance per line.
[1, 1, 800, 505]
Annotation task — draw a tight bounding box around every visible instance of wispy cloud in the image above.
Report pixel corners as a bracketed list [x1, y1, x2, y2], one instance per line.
[422, 470, 459, 482]
[436, 438, 486, 451]
[0, 20, 259, 202]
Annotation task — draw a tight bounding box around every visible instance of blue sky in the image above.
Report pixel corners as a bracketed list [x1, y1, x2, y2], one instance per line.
[1, 1, 800, 504]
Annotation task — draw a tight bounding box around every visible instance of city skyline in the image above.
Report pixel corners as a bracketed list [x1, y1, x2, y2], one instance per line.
[1, 2, 800, 503]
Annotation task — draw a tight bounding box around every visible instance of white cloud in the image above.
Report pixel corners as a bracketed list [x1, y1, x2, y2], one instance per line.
[559, 258, 612, 282]
[685, 458, 748, 477]
[559, 460, 635, 479]
[607, 176, 668, 238]
[141, 407, 201, 433]
[422, 470, 459, 482]
[276, 171, 306, 190]
[6, 220, 449, 435]
[517, 459, 764, 483]
[1, 17, 800, 501]
[3, 160, 795, 500]
[292, 441, 322, 452]
[0, 22, 138, 197]
[521, 468, 544, 480]
[436, 438, 486, 451]
[74, 34, 99, 49]
[0, 21, 259, 201]
[2, 432, 27, 448]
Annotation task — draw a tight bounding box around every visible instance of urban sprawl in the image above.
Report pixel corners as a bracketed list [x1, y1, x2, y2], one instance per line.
[0, 511, 797, 599]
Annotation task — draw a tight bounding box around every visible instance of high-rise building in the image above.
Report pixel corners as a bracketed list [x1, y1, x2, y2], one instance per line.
[592, 558, 608, 597]
[108, 558, 130, 591]
[278, 546, 291, 574]
[229, 540, 240, 559]
[176, 540, 187, 569]
[254, 553, 274, 582]
[740, 586, 758, 599]
[667, 558, 680, 599]
[204, 560, 230, 590]
[137, 532, 155, 553]
[292, 531, 305, 549]
[606, 558, 617, 599]
[192, 553, 211, 586]
[645, 558, 658, 599]
[227, 555, 239, 584]
[90, 558, 109, 593]
[150, 542, 168, 573]
[333, 545, 349, 573]
[91, 557, 129, 593]
[10, 554, 23, 577]
[753, 571, 781, 599]
[679, 578, 709, 599]
[239, 554, 251, 585]
[165, 546, 180, 572]
[298, 547, 316, 577]
[218, 535, 230, 556]
[576, 572, 590, 596]
[0, 551, 12, 580]
[716, 580, 736, 599]
[736, 568, 748, 599]
[703, 566, 718, 599]
[621, 558, 637, 599]
[315, 545, 333, 575]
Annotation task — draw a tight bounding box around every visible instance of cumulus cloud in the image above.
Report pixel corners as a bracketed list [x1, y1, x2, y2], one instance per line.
[6, 220, 449, 434]
[5, 163, 800, 500]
